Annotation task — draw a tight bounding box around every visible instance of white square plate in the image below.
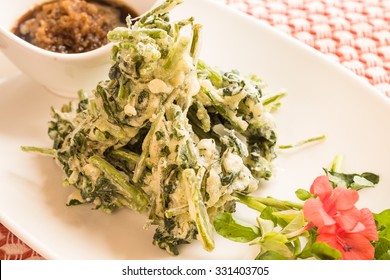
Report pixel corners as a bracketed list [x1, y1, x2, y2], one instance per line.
[1, 0, 389, 259]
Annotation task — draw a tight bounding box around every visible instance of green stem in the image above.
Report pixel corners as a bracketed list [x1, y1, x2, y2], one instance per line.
[197, 60, 222, 88]
[202, 87, 247, 132]
[329, 154, 343, 172]
[90, 155, 149, 212]
[133, 112, 163, 183]
[234, 192, 303, 211]
[139, 0, 183, 25]
[233, 192, 267, 212]
[277, 134, 326, 149]
[188, 118, 221, 145]
[109, 149, 140, 164]
[20, 146, 56, 157]
[293, 238, 302, 256]
[262, 92, 287, 107]
[165, 205, 189, 218]
[182, 168, 215, 252]
[190, 23, 202, 63]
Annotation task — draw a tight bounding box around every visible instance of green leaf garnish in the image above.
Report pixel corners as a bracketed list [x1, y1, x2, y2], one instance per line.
[295, 188, 312, 201]
[324, 169, 379, 191]
[213, 212, 259, 243]
[373, 209, 390, 260]
[311, 242, 342, 260]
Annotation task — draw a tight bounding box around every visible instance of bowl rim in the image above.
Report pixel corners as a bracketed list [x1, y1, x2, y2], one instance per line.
[0, 0, 162, 61]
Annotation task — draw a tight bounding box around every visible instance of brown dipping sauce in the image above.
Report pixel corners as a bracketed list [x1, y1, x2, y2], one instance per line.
[12, 0, 137, 54]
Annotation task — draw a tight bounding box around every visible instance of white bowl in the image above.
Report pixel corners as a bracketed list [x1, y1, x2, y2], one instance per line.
[0, 0, 158, 97]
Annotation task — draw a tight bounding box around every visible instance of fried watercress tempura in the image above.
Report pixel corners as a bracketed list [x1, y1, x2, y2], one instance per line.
[22, 0, 285, 255]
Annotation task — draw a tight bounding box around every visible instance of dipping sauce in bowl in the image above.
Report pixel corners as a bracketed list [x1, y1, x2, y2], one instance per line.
[12, 0, 137, 53]
[0, 0, 158, 97]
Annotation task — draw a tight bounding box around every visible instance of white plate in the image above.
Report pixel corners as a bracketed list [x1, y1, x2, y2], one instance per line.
[1, 0, 390, 260]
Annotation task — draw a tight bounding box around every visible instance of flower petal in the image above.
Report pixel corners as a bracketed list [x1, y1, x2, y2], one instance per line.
[333, 207, 361, 231]
[317, 232, 375, 260]
[303, 198, 335, 227]
[317, 225, 337, 235]
[358, 208, 378, 241]
[348, 222, 365, 233]
[327, 187, 359, 211]
[316, 232, 343, 254]
[339, 233, 376, 260]
[310, 176, 332, 200]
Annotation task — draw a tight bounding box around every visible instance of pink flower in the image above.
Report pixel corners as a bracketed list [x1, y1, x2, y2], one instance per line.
[303, 176, 378, 260]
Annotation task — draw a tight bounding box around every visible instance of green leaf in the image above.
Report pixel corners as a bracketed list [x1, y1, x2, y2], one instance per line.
[214, 212, 259, 243]
[373, 209, 390, 259]
[89, 155, 149, 212]
[260, 206, 278, 226]
[258, 232, 293, 259]
[297, 231, 318, 259]
[255, 250, 289, 260]
[263, 231, 289, 243]
[374, 209, 390, 230]
[377, 252, 390, 260]
[312, 242, 342, 260]
[295, 188, 312, 201]
[273, 210, 301, 226]
[374, 238, 390, 260]
[280, 211, 305, 235]
[374, 209, 390, 242]
[324, 169, 379, 191]
[260, 206, 294, 228]
[256, 217, 275, 236]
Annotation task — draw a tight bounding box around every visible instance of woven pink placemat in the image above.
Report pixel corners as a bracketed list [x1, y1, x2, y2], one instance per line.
[225, 0, 390, 96]
[1, 0, 389, 260]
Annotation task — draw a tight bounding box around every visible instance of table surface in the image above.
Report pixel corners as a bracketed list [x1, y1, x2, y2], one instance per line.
[1, 0, 389, 260]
